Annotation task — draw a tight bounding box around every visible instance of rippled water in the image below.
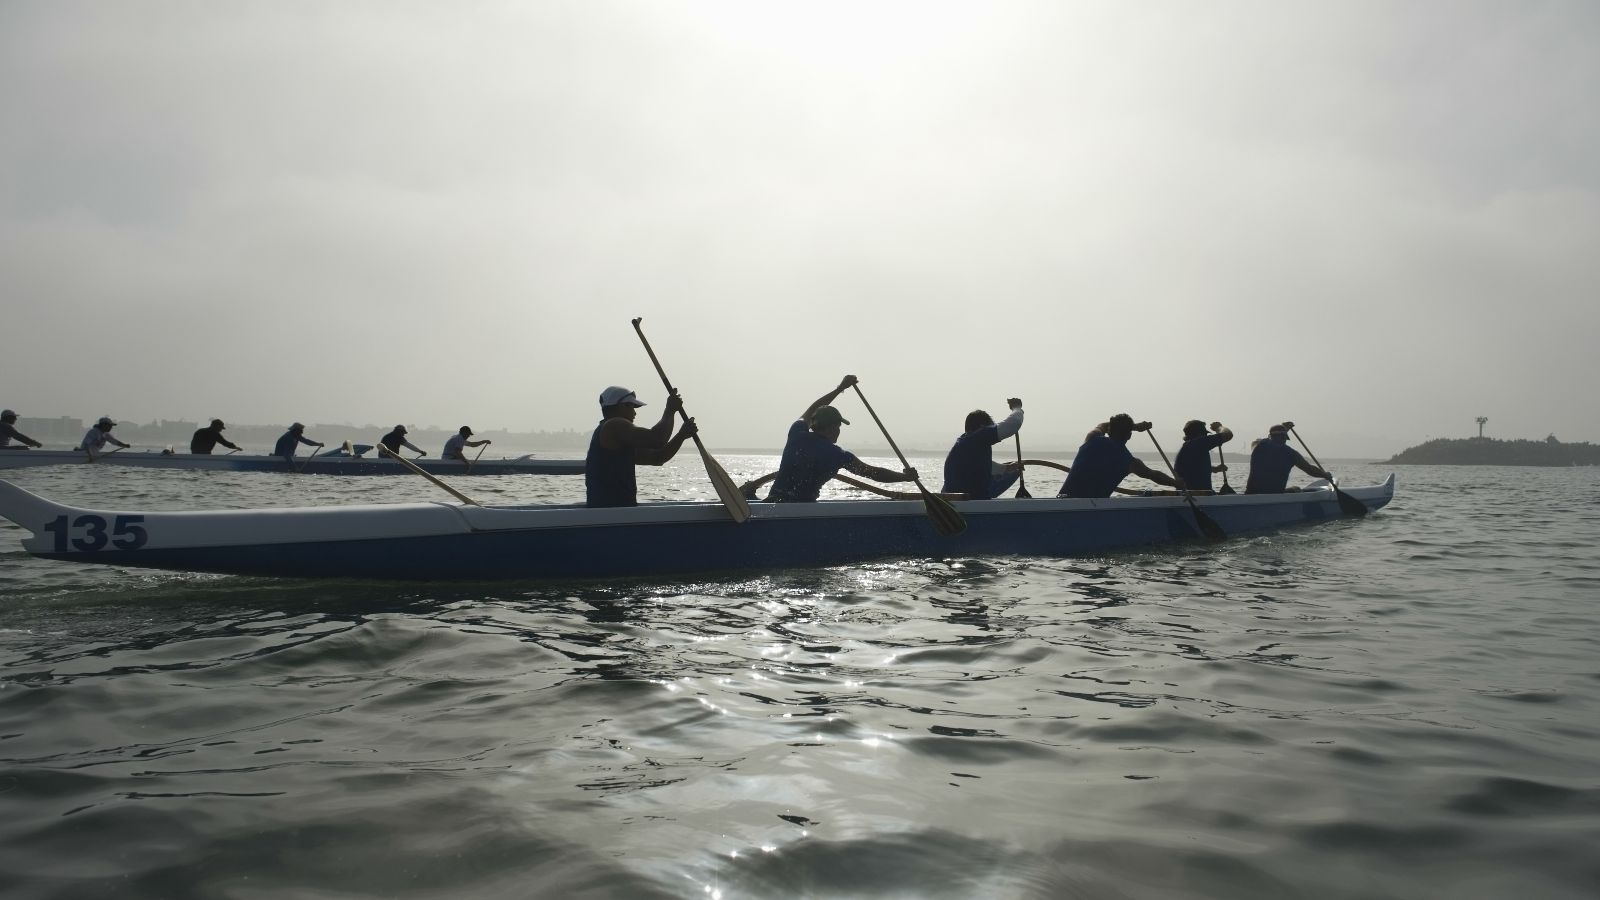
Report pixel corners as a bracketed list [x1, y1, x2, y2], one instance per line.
[1, 460, 1597, 899]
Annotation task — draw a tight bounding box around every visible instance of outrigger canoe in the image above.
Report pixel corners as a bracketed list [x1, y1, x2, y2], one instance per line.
[0, 449, 583, 476]
[0, 475, 1394, 581]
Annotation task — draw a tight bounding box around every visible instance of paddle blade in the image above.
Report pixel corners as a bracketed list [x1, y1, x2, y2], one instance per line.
[1334, 486, 1368, 517]
[1015, 482, 1033, 499]
[920, 487, 967, 537]
[697, 442, 752, 524]
[1194, 508, 1226, 541]
[1218, 484, 1237, 495]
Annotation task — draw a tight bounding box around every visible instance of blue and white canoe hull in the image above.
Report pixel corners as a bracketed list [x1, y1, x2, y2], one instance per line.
[0, 476, 1395, 581]
[0, 449, 583, 476]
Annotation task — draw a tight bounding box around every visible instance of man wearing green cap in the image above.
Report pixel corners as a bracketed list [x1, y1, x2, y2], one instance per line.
[766, 375, 917, 502]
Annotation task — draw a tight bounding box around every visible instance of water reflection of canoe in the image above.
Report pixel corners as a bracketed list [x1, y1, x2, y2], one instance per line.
[0, 475, 1394, 582]
[0, 449, 583, 476]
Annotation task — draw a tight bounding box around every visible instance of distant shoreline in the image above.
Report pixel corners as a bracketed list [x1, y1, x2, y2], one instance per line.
[1385, 437, 1600, 467]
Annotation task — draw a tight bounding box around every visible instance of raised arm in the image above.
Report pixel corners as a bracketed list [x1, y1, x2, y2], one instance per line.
[994, 399, 1024, 441]
[802, 375, 858, 422]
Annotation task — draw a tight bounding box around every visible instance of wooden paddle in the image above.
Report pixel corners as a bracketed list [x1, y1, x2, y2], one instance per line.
[466, 442, 487, 473]
[1287, 425, 1367, 517]
[631, 318, 751, 524]
[1213, 425, 1237, 495]
[1145, 430, 1226, 542]
[849, 383, 965, 536]
[1014, 434, 1032, 498]
[379, 444, 479, 506]
[85, 445, 126, 463]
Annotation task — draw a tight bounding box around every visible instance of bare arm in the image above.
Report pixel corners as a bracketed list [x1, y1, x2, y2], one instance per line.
[1129, 458, 1183, 489]
[802, 375, 858, 421]
[843, 457, 916, 483]
[635, 419, 698, 466]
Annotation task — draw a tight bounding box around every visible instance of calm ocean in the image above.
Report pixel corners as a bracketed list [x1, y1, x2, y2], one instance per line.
[1, 458, 1597, 899]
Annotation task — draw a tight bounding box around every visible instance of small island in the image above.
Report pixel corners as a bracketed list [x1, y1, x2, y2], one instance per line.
[1387, 435, 1600, 466]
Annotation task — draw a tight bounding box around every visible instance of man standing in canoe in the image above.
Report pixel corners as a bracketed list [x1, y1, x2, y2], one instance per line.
[1245, 423, 1331, 494]
[379, 425, 426, 458]
[766, 375, 918, 503]
[0, 410, 43, 449]
[274, 423, 323, 463]
[441, 426, 491, 461]
[1173, 420, 1232, 494]
[585, 386, 699, 508]
[941, 398, 1025, 500]
[1059, 413, 1185, 498]
[190, 418, 241, 454]
[79, 416, 131, 458]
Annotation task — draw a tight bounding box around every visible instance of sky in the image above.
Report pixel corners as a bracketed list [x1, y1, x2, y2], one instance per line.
[2, 1, 1596, 456]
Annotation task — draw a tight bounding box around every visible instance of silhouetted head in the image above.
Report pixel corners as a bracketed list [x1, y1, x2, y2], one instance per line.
[1268, 424, 1290, 442]
[1183, 419, 1207, 439]
[1105, 413, 1135, 440]
[211, 418, 225, 430]
[599, 385, 646, 421]
[459, 426, 473, 436]
[96, 416, 117, 430]
[964, 410, 993, 433]
[809, 405, 849, 443]
[1, 409, 15, 422]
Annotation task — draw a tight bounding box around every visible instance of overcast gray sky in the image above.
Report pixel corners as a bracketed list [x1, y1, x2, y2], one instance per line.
[3, 1, 1596, 456]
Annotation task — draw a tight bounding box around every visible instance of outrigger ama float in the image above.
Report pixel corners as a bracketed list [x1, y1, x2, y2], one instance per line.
[0, 475, 1395, 581]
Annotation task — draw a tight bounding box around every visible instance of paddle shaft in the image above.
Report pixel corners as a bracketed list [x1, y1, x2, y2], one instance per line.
[466, 442, 487, 473]
[849, 384, 965, 535]
[630, 318, 751, 523]
[380, 444, 478, 506]
[1147, 431, 1225, 540]
[1288, 427, 1367, 515]
[1014, 434, 1032, 498]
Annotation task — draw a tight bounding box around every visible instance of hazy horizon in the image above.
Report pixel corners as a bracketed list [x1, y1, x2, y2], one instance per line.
[4, 2, 1597, 458]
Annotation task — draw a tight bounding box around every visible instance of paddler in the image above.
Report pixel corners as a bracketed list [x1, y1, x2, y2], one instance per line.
[274, 422, 323, 463]
[940, 398, 1025, 500]
[1058, 413, 1185, 498]
[765, 375, 917, 502]
[79, 416, 131, 458]
[0, 409, 43, 449]
[441, 426, 491, 460]
[379, 425, 426, 457]
[584, 385, 698, 508]
[1245, 422, 1331, 494]
[190, 418, 241, 454]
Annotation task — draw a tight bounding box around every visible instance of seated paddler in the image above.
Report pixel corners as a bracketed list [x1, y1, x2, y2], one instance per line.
[190, 418, 241, 454]
[1172, 419, 1231, 494]
[79, 416, 131, 458]
[1245, 422, 1330, 494]
[274, 423, 323, 462]
[1058, 413, 1185, 498]
[442, 426, 491, 460]
[765, 375, 917, 502]
[941, 398, 1025, 500]
[0, 409, 43, 449]
[380, 425, 426, 458]
[585, 385, 698, 508]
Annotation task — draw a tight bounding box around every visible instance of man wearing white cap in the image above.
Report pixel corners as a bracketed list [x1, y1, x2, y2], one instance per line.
[585, 385, 698, 508]
[79, 416, 130, 458]
[1, 410, 43, 449]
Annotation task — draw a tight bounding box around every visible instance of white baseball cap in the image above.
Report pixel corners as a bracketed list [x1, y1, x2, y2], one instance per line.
[599, 386, 646, 408]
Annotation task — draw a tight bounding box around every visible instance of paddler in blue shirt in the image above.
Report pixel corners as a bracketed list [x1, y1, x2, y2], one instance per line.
[274, 423, 323, 462]
[1245, 422, 1330, 493]
[766, 375, 917, 502]
[585, 385, 698, 508]
[1173, 420, 1232, 494]
[1059, 413, 1185, 498]
[941, 398, 1025, 500]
